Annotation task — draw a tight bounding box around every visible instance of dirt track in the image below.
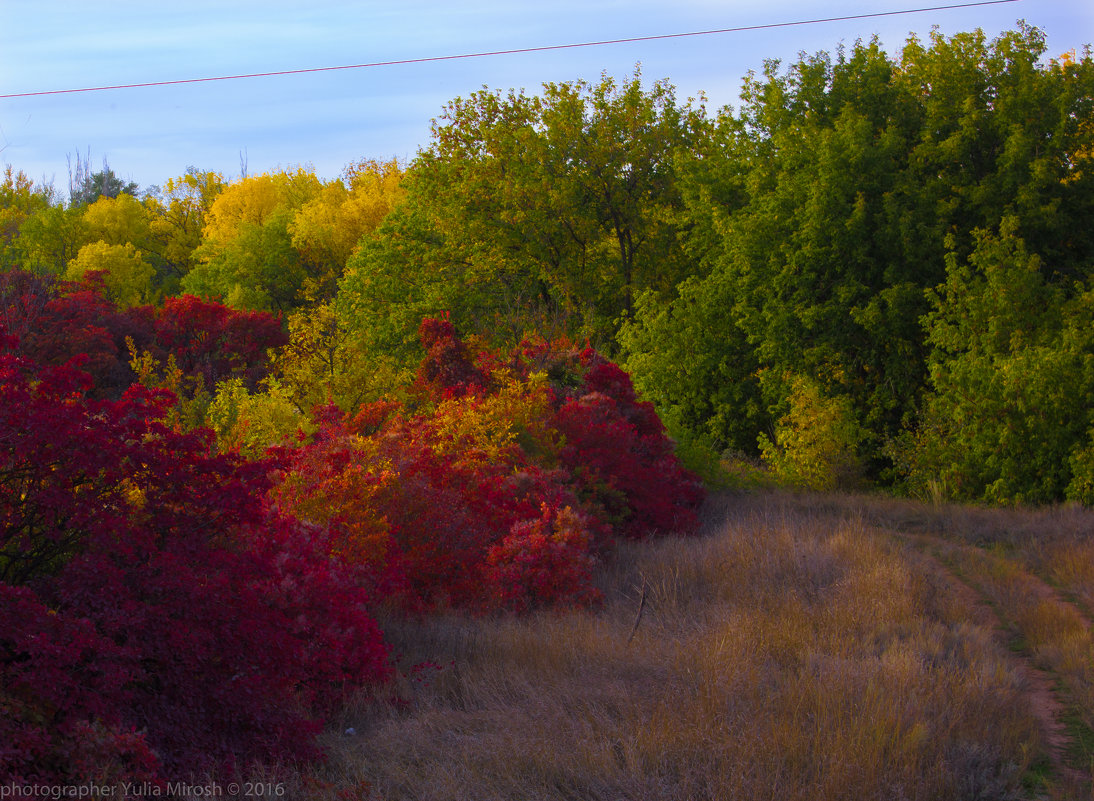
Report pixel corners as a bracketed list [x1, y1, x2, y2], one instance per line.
[890, 528, 1092, 800]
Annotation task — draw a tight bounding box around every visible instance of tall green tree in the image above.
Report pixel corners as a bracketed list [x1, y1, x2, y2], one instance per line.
[67, 153, 138, 207]
[339, 69, 708, 352]
[620, 27, 1094, 483]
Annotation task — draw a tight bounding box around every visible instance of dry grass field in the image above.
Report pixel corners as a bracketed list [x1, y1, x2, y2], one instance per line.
[283, 490, 1094, 800]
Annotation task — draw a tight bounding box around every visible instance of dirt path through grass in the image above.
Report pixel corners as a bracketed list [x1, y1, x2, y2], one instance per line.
[289, 490, 1091, 800]
[891, 529, 1093, 799]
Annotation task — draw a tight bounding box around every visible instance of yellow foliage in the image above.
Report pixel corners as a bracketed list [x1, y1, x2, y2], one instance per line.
[81, 193, 152, 247]
[148, 169, 225, 280]
[193, 166, 384, 306]
[65, 241, 155, 308]
[427, 373, 562, 467]
[271, 302, 407, 413]
[343, 158, 406, 229]
[0, 167, 53, 265]
[206, 377, 307, 459]
[289, 158, 405, 268]
[758, 373, 863, 491]
[200, 168, 323, 247]
[126, 338, 211, 432]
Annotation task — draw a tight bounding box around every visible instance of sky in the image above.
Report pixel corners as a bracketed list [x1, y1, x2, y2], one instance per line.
[1, 0, 1091, 196]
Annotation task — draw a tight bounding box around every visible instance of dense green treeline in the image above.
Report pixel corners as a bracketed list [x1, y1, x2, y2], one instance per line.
[621, 24, 1094, 503]
[618, 25, 1094, 502]
[2, 22, 1092, 504]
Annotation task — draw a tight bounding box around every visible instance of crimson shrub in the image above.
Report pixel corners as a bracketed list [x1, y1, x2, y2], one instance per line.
[0, 342, 388, 780]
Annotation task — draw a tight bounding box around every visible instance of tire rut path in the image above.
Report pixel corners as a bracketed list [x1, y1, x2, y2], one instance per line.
[887, 528, 1092, 800]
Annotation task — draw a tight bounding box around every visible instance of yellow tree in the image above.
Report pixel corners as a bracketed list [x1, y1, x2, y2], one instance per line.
[81, 193, 153, 248]
[206, 377, 306, 459]
[146, 168, 226, 293]
[757, 372, 863, 491]
[289, 158, 405, 283]
[184, 169, 324, 311]
[270, 301, 406, 413]
[64, 241, 155, 308]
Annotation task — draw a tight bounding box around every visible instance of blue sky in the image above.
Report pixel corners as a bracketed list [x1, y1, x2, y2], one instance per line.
[1, 0, 1091, 195]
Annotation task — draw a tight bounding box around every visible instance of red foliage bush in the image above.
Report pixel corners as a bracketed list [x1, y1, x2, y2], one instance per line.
[554, 389, 704, 538]
[0, 273, 286, 401]
[151, 294, 286, 390]
[0, 297, 699, 779]
[518, 340, 706, 538]
[0, 271, 156, 397]
[275, 385, 611, 612]
[0, 583, 162, 783]
[484, 503, 602, 613]
[273, 318, 703, 616]
[51, 512, 390, 774]
[273, 409, 539, 611]
[0, 300, 702, 781]
[414, 314, 491, 399]
[242, 516, 391, 710]
[0, 342, 389, 781]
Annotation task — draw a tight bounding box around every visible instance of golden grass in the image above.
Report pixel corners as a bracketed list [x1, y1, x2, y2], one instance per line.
[760, 488, 1094, 794]
[1041, 540, 1094, 612]
[919, 533, 1094, 783]
[284, 491, 1045, 800]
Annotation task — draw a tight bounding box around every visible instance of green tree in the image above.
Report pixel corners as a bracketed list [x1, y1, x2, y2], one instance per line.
[1068, 419, 1094, 505]
[904, 221, 1093, 504]
[0, 167, 55, 271]
[337, 195, 466, 369]
[618, 276, 764, 456]
[620, 27, 1094, 482]
[340, 69, 708, 353]
[15, 204, 88, 275]
[539, 72, 705, 318]
[67, 153, 138, 207]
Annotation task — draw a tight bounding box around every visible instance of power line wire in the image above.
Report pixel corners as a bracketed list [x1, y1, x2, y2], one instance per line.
[1, 0, 1021, 100]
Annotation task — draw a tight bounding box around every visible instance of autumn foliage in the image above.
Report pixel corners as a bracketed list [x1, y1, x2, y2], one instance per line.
[0, 230, 703, 790]
[0, 271, 285, 400]
[0, 334, 388, 783]
[272, 317, 704, 613]
[0, 279, 699, 783]
[3, 32, 1092, 790]
[8, 117, 712, 785]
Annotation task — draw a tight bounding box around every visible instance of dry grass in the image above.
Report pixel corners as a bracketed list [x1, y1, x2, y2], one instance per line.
[285, 491, 1045, 800]
[747, 489, 1094, 794]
